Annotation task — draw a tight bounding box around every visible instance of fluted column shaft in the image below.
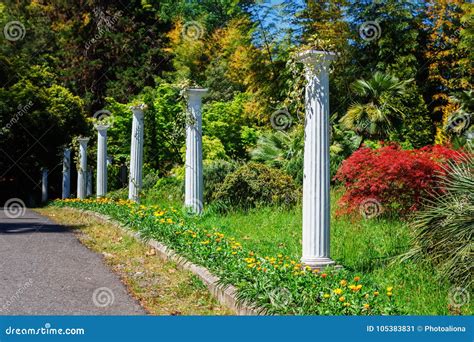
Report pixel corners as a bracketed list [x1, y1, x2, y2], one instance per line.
[86, 168, 92, 197]
[62, 148, 71, 199]
[128, 105, 145, 202]
[298, 50, 336, 268]
[96, 125, 109, 197]
[77, 138, 89, 199]
[184, 88, 208, 214]
[41, 168, 48, 203]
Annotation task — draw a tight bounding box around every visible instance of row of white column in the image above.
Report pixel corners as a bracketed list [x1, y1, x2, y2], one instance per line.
[61, 106, 145, 202]
[54, 50, 336, 269]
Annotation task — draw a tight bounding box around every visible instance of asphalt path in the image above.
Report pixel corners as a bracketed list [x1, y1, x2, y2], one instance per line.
[0, 208, 145, 315]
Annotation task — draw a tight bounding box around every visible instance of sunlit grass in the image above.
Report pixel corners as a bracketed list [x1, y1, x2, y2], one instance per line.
[134, 188, 461, 315]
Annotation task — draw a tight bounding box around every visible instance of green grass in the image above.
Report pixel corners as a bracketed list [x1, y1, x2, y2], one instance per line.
[132, 188, 462, 315]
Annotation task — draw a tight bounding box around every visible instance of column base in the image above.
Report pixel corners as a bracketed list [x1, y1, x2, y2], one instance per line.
[301, 257, 342, 270]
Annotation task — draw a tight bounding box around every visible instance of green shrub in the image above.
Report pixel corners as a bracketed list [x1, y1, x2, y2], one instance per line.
[250, 129, 304, 183]
[151, 176, 184, 204]
[404, 153, 473, 287]
[213, 162, 300, 209]
[203, 159, 238, 203]
[142, 166, 160, 190]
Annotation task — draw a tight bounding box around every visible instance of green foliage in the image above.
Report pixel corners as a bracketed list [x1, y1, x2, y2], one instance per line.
[340, 72, 412, 139]
[203, 159, 238, 203]
[0, 62, 88, 200]
[105, 82, 185, 174]
[250, 128, 304, 183]
[251, 123, 359, 183]
[203, 92, 257, 159]
[404, 154, 473, 287]
[202, 135, 228, 161]
[213, 162, 299, 209]
[330, 121, 362, 177]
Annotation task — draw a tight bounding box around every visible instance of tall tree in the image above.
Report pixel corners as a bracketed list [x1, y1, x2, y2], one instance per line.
[423, 0, 472, 144]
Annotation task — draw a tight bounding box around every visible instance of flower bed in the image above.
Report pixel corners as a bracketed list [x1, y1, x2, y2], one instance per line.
[53, 198, 398, 315]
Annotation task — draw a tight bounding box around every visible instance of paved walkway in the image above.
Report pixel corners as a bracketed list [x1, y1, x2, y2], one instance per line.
[0, 208, 145, 315]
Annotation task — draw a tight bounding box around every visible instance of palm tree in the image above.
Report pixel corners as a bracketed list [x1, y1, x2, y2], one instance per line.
[402, 151, 473, 288]
[250, 128, 304, 182]
[341, 72, 413, 141]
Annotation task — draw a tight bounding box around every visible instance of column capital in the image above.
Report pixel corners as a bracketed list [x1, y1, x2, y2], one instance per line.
[186, 88, 208, 98]
[94, 124, 110, 131]
[297, 50, 337, 78]
[130, 104, 147, 115]
[297, 50, 337, 66]
[77, 137, 90, 144]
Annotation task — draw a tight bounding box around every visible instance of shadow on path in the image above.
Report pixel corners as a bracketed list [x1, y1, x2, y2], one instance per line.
[0, 208, 145, 315]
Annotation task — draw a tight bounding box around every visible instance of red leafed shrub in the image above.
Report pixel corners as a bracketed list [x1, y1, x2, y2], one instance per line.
[334, 143, 465, 217]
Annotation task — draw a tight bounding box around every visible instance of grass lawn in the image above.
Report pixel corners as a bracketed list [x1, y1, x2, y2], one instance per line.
[136, 189, 462, 315]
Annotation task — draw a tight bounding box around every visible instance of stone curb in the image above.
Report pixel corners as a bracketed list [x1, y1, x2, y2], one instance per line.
[68, 208, 262, 316]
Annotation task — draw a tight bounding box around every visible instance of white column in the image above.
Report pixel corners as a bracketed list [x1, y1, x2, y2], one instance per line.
[86, 167, 93, 197]
[96, 125, 109, 197]
[184, 88, 208, 214]
[298, 50, 337, 269]
[41, 168, 48, 203]
[77, 137, 89, 199]
[62, 148, 71, 199]
[128, 104, 146, 202]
